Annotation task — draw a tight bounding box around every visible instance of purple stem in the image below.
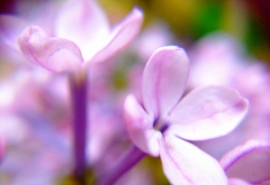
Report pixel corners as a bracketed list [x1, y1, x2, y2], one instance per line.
[97, 145, 147, 185]
[69, 71, 88, 180]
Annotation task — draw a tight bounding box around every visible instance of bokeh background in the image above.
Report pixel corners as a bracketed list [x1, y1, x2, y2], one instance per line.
[1, 0, 270, 63]
[0, 0, 270, 184]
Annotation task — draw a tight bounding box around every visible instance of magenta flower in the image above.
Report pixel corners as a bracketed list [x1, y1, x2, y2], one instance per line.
[220, 139, 270, 185]
[1, 0, 143, 72]
[124, 46, 249, 184]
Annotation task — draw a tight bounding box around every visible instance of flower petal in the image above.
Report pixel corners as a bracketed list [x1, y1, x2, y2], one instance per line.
[55, 0, 110, 61]
[89, 8, 144, 63]
[18, 26, 84, 73]
[160, 134, 228, 185]
[142, 46, 189, 118]
[189, 33, 243, 88]
[124, 94, 161, 157]
[168, 86, 249, 140]
[220, 139, 270, 184]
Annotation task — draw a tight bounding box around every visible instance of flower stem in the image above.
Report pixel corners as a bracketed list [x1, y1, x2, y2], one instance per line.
[97, 145, 146, 185]
[69, 71, 88, 182]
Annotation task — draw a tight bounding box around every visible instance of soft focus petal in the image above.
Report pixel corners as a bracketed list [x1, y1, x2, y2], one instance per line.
[160, 134, 228, 185]
[18, 26, 84, 72]
[89, 8, 144, 63]
[189, 33, 243, 88]
[228, 178, 251, 185]
[55, 0, 110, 61]
[124, 94, 161, 157]
[169, 86, 249, 140]
[220, 139, 270, 184]
[142, 46, 189, 118]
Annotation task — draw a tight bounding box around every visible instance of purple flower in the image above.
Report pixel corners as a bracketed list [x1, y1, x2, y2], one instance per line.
[124, 46, 249, 184]
[187, 33, 270, 160]
[1, 0, 143, 72]
[220, 139, 270, 185]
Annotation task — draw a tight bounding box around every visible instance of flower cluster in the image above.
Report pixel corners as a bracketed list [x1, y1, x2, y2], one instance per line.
[0, 0, 269, 185]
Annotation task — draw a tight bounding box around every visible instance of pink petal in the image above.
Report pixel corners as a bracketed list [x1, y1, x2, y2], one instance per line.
[142, 46, 189, 118]
[168, 86, 249, 140]
[124, 94, 161, 157]
[18, 26, 84, 72]
[189, 33, 243, 88]
[89, 8, 144, 63]
[55, 0, 110, 61]
[220, 139, 270, 184]
[228, 178, 251, 185]
[160, 134, 228, 185]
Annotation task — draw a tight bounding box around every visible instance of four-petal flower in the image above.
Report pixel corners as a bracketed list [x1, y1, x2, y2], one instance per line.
[124, 46, 249, 184]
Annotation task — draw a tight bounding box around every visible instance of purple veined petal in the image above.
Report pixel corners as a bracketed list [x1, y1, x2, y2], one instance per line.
[160, 134, 228, 185]
[124, 94, 161, 157]
[55, 0, 110, 61]
[228, 178, 252, 185]
[0, 15, 28, 50]
[18, 26, 84, 73]
[142, 46, 189, 118]
[89, 7, 144, 64]
[168, 86, 249, 140]
[220, 139, 270, 184]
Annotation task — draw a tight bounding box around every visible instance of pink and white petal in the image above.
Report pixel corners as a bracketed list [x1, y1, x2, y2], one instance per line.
[18, 26, 84, 73]
[220, 139, 270, 184]
[228, 178, 251, 185]
[0, 15, 28, 50]
[55, 0, 110, 61]
[160, 134, 228, 185]
[124, 94, 161, 157]
[89, 8, 144, 64]
[142, 46, 189, 118]
[168, 86, 249, 140]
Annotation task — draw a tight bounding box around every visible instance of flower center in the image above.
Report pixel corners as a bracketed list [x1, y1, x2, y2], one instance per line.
[153, 117, 169, 134]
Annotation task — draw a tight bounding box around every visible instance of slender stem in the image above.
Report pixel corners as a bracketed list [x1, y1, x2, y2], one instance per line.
[69, 71, 88, 182]
[97, 145, 147, 185]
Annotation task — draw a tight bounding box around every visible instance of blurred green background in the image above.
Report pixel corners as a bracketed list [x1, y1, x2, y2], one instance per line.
[99, 0, 270, 63]
[1, 0, 270, 62]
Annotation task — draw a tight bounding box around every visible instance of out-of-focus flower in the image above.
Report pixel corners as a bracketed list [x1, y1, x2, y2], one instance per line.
[220, 139, 270, 185]
[0, 0, 143, 73]
[131, 22, 175, 61]
[0, 112, 71, 185]
[124, 46, 248, 184]
[188, 33, 244, 88]
[188, 33, 270, 159]
[0, 64, 72, 184]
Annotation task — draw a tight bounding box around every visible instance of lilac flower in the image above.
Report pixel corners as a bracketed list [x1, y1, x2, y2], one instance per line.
[188, 33, 244, 88]
[188, 33, 270, 159]
[124, 46, 249, 184]
[220, 139, 270, 185]
[1, 0, 143, 72]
